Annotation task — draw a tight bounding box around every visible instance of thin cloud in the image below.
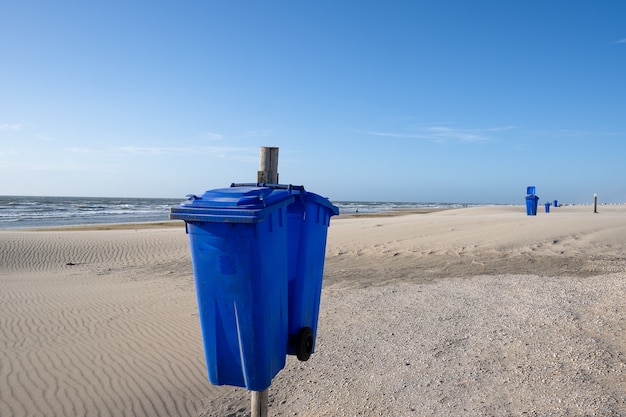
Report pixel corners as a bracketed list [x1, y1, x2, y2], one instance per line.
[114, 145, 258, 161]
[367, 125, 510, 143]
[615, 38, 626, 44]
[241, 130, 272, 138]
[424, 126, 487, 142]
[204, 131, 224, 140]
[58, 145, 258, 160]
[116, 146, 195, 155]
[36, 135, 56, 142]
[367, 131, 431, 139]
[1, 123, 22, 131]
[65, 147, 95, 153]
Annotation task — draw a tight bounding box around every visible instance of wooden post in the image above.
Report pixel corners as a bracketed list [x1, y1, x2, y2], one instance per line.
[594, 193, 598, 213]
[251, 390, 268, 417]
[258, 147, 279, 184]
[250, 146, 277, 417]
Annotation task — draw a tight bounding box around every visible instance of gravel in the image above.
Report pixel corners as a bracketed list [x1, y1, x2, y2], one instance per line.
[202, 274, 626, 417]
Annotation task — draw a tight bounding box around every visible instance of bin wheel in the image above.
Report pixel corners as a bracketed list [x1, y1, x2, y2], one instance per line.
[296, 327, 314, 362]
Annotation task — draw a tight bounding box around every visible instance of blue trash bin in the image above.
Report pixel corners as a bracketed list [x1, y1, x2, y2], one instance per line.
[545, 203, 551, 213]
[170, 186, 295, 391]
[553, 200, 558, 207]
[285, 187, 339, 361]
[526, 195, 539, 215]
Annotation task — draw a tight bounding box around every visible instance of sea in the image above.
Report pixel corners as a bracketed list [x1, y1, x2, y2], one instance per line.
[0, 195, 482, 229]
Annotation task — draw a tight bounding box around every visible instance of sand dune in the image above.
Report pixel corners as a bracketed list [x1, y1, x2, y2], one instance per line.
[1, 205, 625, 416]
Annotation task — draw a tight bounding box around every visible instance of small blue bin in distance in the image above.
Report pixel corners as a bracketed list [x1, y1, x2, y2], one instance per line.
[526, 195, 539, 215]
[553, 200, 558, 207]
[527, 186, 536, 195]
[170, 187, 295, 391]
[285, 189, 339, 361]
[545, 203, 551, 213]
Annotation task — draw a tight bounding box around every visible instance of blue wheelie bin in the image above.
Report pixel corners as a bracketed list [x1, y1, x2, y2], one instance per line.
[170, 186, 295, 391]
[526, 195, 539, 215]
[284, 187, 339, 361]
[525, 186, 539, 216]
[229, 183, 339, 362]
[545, 202, 551, 213]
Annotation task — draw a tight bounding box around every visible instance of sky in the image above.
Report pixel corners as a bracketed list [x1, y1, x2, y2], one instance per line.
[1, 1, 626, 204]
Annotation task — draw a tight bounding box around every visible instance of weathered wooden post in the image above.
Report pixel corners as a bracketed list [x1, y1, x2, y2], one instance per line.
[258, 146, 279, 184]
[594, 193, 598, 213]
[250, 146, 278, 417]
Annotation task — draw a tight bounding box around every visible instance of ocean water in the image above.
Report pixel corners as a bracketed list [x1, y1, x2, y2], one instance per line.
[0, 196, 183, 229]
[0, 195, 481, 229]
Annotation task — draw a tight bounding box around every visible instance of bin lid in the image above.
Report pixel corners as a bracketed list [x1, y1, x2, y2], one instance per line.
[527, 186, 536, 195]
[230, 183, 339, 216]
[170, 186, 295, 223]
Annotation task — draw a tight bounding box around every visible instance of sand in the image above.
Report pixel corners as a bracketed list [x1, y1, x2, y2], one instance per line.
[1, 205, 625, 416]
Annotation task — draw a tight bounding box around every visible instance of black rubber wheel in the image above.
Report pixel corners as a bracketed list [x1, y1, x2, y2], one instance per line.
[296, 327, 314, 361]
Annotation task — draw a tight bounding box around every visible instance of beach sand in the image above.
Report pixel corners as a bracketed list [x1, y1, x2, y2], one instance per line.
[1, 205, 625, 416]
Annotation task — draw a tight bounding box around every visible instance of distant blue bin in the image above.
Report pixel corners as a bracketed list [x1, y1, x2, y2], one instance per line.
[545, 203, 551, 213]
[170, 186, 295, 391]
[553, 200, 558, 207]
[285, 188, 339, 361]
[526, 195, 539, 215]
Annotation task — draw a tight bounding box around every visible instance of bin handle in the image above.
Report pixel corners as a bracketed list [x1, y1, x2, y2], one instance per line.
[230, 182, 292, 189]
[231, 183, 306, 200]
[288, 185, 307, 209]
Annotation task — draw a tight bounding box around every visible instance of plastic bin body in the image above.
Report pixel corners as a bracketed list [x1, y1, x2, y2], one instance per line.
[170, 187, 294, 391]
[553, 200, 558, 207]
[285, 192, 338, 359]
[526, 195, 539, 215]
[545, 203, 551, 213]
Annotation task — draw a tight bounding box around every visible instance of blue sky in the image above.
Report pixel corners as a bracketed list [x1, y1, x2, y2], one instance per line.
[2, 1, 625, 204]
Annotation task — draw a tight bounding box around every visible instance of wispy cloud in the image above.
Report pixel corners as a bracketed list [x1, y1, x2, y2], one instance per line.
[241, 130, 272, 138]
[65, 147, 95, 153]
[366, 131, 431, 140]
[116, 146, 188, 155]
[59, 145, 259, 161]
[203, 131, 224, 140]
[0, 123, 22, 131]
[424, 126, 489, 142]
[615, 38, 626, 44]
[367, 125, 514, 143]
[114, 145, 259, 161]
